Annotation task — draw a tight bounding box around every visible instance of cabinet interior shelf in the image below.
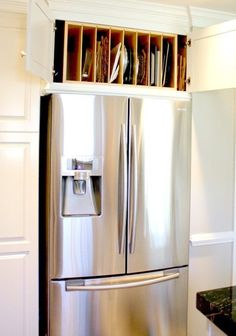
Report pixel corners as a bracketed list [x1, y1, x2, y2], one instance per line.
[54, 21, 187, 91]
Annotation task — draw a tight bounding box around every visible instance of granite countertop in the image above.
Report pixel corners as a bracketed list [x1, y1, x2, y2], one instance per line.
[197, 286, 236, 336]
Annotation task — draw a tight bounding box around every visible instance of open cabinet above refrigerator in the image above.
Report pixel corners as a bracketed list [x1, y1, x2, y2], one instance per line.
[26, 0, 191, 97]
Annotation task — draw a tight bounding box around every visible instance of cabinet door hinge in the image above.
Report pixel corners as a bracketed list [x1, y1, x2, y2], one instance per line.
[53, 22, 57, 32]
[52, 69, 59, 77]
[185, 39, 191, 47]
[185, 77, 191, 85]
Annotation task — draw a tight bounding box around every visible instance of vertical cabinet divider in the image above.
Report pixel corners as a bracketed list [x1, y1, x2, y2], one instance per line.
[137, 32, 149, 86]
[177, 35, 187, 91]
[64, 22, 82, 82]
[148, 34, 151, 87]
[162, 34, 177, 89]
[96, 27, 110, 83]
[150, 33, 162, 87]
[123, 30, 137, 85]
[62, 22, 68, 83]
[61, 21, 183, 91]
[81, 25, 96, 82]
[110, 29, 124, 84]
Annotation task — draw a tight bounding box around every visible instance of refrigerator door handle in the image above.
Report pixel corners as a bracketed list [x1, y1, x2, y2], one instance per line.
[118, 123, 127, 254]
[129, 124, 138, 254]
[66, 271, 180, 291]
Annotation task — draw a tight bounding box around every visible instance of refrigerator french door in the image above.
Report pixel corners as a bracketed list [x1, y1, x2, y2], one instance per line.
[40, 94, 191, 336]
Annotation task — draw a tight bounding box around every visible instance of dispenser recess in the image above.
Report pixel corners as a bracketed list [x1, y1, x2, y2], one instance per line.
[62, 158, 101, 216]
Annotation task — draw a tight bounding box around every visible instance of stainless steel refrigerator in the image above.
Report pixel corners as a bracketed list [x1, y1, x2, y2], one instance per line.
[40, 94, 191, 336]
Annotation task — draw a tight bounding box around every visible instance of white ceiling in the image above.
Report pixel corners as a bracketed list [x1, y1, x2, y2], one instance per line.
[141, 0, 236, 14]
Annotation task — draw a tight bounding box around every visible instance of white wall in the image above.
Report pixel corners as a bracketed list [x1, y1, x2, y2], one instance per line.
[188, 89, 235, 336]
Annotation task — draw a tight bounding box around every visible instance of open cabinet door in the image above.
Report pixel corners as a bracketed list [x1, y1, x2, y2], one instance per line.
[187, 19, 236, 92]
[26, 0, 55, 82]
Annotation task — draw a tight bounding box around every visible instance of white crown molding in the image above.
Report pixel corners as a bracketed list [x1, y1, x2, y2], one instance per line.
[50, 0, 190, 34]
[1, 0, 236, 32]
[190, 6, 236, 28]
[0, 0, 27, 14]
[49, 0, 236, 34]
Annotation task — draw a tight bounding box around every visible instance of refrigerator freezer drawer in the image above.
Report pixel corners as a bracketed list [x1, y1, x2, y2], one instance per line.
[49, 267, 188, 336]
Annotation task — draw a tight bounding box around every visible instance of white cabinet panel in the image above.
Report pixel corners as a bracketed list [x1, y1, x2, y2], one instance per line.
[0, 13, 40, 132]
[190, 90, 235, 233]
[0, 132, 38, 336]
[0, 142, 26, 238]
[26, 0, 54, 82]
[188, 89, 235, 336]
[0, 27, 26, 118]
[0, 253, 27, 336]
[188, 19, 236, 92]
[0, 251, 38, 336]
[0, 133, 38, 240]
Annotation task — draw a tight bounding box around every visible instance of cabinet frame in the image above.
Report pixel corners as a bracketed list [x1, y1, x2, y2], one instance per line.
[57, 21, 186, 91]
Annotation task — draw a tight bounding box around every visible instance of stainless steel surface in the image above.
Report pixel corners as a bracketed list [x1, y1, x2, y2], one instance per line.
[128, 98, 191, 273]
[63, 174, 98, 215]
[48, 95, 190, 278]
[66, 271, 179, 291]
[44, 94, 191, 336]
[129, 124, 138, 254]
[50, 267, 188, 336]
[118, 123, 128, 254]
[49, 94, 128, 278]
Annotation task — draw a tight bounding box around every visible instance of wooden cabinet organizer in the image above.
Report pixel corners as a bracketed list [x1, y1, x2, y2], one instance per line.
[54, 21, 187, 91]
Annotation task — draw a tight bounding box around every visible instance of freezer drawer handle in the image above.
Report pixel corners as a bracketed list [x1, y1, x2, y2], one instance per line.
[65, 272, 179, 291]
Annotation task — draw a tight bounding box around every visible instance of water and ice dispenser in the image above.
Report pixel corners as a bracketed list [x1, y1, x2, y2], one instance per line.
[62, 158, 101, 216]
